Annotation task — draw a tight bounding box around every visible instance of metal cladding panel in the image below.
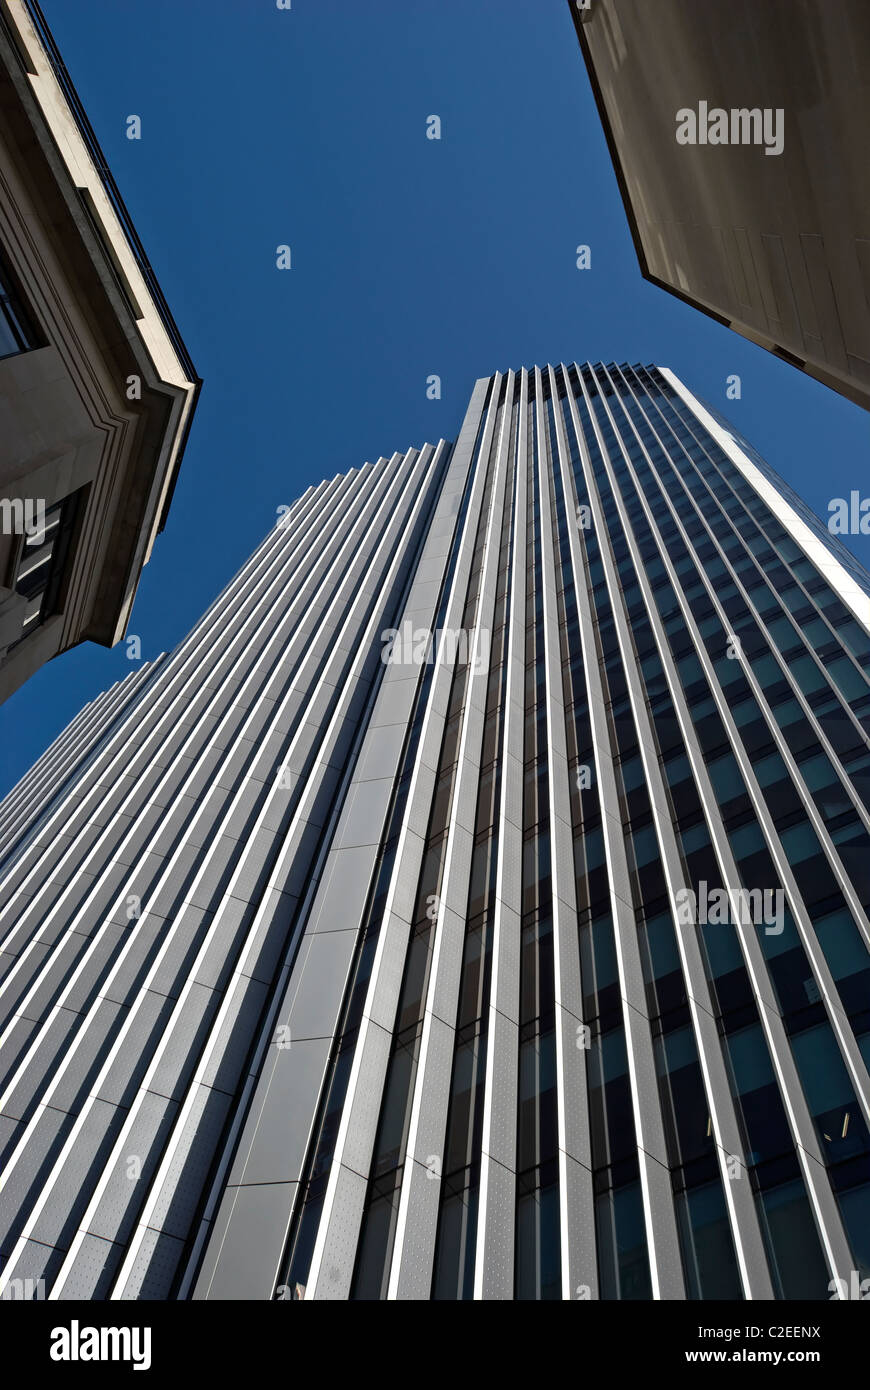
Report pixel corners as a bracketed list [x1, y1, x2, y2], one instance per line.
[334, 1019, 393, 1181]
[0, 1104, 67, 1252]
[300, 382, 494, 1301]
[95, 991, 175, 1108]
[477, 1155, 516, 1300]
[2, 364, 870, 1303]
[115, 1227, 187, 1301]
[81, 1091, 178, 1247]
[277, 929, 358, 1042]
[2, 1237, 65, 1292]
[309, 1163, 368, 1301]
[25, 1097, 127, 1249]
[39, 1000, 123, 1116]
[145, 1084, 234, 1243]
[54, 1232, 118, 1300]
[190, 1182, 298, 1302]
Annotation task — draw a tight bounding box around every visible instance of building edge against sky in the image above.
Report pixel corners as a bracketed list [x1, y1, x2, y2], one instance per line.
[570, 0, 870, 414]
[0, 363, 868, 1301]
[0, 0, 200, 705]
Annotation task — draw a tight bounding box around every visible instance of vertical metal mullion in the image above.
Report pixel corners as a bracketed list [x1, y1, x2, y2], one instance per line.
[386, 376, 515, 1299]
[474, 371, 526, 1298]
[540, 368, 594, 1300]
[0, 453, 420, 1296]
[105, 442, 454, 1302]
[0, 474, 348, 918]
[585, 362, 854, 1291]
[572, 363, 775, 1298]
[625, 368, 870, 851]
[299, 379, 498, 1300]
[607, 365, 870, 1153]
[557, 366, 684, 1299]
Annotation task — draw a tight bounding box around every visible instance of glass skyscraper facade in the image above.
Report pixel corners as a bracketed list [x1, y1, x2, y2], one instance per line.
[0, 363, 868, 1301]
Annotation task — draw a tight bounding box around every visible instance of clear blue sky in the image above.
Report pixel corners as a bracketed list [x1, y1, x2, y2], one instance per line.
[1, 0, 868, 797]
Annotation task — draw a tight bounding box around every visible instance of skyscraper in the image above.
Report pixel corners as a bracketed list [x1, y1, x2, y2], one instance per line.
[570, 0, 870, 412]
[0, 363, 869, 1302]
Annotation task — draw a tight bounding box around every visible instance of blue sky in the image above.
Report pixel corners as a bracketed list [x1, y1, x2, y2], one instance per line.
[1, 0, 868, 797]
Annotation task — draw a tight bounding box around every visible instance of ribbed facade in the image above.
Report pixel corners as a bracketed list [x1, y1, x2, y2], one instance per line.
[1, 364, 869, 1301]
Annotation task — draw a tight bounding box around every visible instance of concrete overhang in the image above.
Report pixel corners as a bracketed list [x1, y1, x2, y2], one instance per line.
[0, 0, 201, 649]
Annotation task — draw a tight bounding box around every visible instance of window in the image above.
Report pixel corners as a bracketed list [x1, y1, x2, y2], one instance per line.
[7, 491, 84, 643]
[595, 1180, 652, 1300]
[0, 251, 41, 359]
